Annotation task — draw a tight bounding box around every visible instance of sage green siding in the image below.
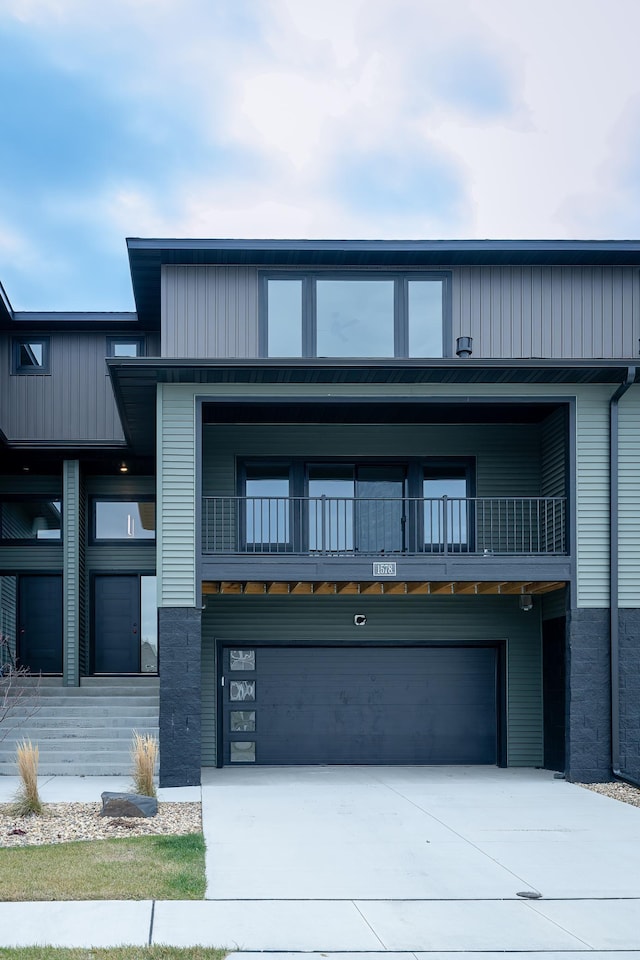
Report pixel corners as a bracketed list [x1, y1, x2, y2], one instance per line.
[202, 423, 542, 497]
[157, 385, 197, 607]
[619, 386, 640, 607]
[63, 461, 81, 686]
[160, 264, 639, 360]
[201, 594, 543, 768]
[159, 380, 612, 609]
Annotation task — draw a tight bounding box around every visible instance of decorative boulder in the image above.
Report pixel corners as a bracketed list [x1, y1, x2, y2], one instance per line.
[100, 791, 158, 818]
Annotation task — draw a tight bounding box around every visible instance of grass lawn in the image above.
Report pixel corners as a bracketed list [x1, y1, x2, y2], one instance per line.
[0, 834, 206, 901]
[0, 951, 226, 959]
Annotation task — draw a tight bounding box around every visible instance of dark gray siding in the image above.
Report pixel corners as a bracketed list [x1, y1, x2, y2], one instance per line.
[201, 594, 543, 768]
[161, 264, 639, 359]
[161, 266, 259, 359]
[0, 331, 152, 443]
[0, 476, 63, 573]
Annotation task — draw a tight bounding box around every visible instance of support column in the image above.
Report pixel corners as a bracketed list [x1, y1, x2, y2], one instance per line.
[565, 607, 610, 782]
[62, 460, 82, 686]
[159, 606, 202, 786]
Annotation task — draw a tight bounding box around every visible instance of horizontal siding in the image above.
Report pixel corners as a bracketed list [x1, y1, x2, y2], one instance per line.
[201, 594, 543, 767]
[63, 460, 81, 685]
[161, 266, 259, 359]
[575, 386, 611, 606]
[158, 385, 196, 607]
[453, 265, 638, 359]
[203, 423, 542, 498]
[619, 387, 640, 607]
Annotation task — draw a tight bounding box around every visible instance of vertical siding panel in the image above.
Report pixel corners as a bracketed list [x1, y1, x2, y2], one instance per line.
[63, 460, 81, 686]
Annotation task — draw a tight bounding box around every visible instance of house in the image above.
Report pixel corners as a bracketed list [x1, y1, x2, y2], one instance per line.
[1, 238, 639, 787]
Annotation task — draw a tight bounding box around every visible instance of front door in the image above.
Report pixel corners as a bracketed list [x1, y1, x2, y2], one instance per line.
[94, 576, 141, 673]
[18, 575, 63, 673]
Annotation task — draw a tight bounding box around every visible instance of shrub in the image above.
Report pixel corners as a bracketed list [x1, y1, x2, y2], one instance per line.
[131, 731, 158, 798]
[12, 739, 43, 816]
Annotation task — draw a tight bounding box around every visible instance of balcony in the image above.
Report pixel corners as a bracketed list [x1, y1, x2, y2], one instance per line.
[203, 495, 566, 563]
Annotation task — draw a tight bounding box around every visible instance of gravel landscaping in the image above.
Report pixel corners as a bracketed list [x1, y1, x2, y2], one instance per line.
[579, 780, 640, 808]
[0, 802, 202, 847]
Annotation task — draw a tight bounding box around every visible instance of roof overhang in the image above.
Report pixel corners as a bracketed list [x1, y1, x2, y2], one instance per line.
[127, 238, 640, 324]
[108, 357, 639, 456]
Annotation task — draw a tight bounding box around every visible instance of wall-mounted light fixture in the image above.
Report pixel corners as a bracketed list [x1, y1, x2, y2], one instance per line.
[456, 336, 473, 358]
[119, 461, 129, 474]
[519, 594, 533, 612]
[354, 614, 367, 627]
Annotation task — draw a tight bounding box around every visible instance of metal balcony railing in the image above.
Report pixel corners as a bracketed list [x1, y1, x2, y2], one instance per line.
[202, 496, 567, 556]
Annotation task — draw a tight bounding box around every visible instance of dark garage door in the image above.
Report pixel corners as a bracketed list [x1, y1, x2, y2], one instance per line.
[222, 645, 498, 765]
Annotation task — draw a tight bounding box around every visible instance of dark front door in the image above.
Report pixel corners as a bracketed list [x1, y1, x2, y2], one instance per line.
[222, 644, 498, 765]
[18, 575, 63, 673]
[93, 576, 140, 673]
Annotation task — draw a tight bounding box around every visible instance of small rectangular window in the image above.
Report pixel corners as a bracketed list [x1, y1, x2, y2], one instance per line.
[12, 338, 50, 374]
[408, 280, 443, 357]
[94, 500, 155, 540]
[266, 280, 302, 357]
[107, 337, 144, 358]
[0, 499, 61, 540]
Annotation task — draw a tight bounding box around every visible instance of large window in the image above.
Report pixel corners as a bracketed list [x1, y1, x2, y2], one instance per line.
[93, 500, 155, 541]
[0, 499, 61, 540]
[239, 459, 472, 554]
[260, 273, 450, 358]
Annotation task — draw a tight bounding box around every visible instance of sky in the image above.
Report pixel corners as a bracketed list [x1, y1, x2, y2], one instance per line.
[1, 0, 640, 310]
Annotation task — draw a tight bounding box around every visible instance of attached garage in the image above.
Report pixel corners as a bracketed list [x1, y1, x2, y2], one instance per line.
[220, 644, 502, 766]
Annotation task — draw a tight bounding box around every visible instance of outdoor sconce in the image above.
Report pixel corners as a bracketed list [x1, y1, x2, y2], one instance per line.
[519, 594, 533, 612]
[119, 461, 129, 474]
[354, 614, 367, 627]
[456, 336, 473, 358]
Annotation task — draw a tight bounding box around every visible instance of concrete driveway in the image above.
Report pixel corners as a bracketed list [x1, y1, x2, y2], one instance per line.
[199, 765, 640, 953]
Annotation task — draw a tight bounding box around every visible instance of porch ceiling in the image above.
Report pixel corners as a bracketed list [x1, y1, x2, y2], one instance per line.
[202, 579, 566, 596]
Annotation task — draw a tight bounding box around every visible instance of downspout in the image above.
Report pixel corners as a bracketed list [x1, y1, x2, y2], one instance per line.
[610, 365, 638, 786]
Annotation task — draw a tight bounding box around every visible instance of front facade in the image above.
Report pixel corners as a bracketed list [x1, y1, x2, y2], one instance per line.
[2, 239, 639, 785]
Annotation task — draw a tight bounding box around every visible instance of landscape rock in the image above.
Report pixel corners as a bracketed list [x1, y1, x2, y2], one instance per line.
[100, 791, 158, 818]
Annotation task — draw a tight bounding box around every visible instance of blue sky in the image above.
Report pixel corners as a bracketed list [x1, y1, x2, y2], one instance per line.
[0, 0, 639, 310]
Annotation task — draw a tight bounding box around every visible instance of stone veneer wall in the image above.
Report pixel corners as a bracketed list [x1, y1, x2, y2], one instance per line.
[565, 608, 611, 783]
[619, 609, 640, 782]
[158, 607, 202, 787]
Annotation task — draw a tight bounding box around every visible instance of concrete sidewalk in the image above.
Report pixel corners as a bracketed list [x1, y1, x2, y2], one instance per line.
[0, 768, 639, 954]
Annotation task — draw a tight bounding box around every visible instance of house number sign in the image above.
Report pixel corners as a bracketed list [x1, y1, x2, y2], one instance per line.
[372, 562, 397, 577]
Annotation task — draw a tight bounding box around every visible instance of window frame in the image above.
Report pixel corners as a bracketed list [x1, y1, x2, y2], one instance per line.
[11, 336, 51, 375]
[106, 336, 145, 358]
[258, 271, 452, 359]
[90, 496, 157, 545]
[238, 457, 475, 554]
[0, 496, 63, 543]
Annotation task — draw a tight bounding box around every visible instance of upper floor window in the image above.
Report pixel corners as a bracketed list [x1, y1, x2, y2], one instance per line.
[107, 337, 145, 358]
[12, 337, 50, 374]
[260, 273, 450, 358]
[0, 499, 61, 540]
[93, 499, 155, 541]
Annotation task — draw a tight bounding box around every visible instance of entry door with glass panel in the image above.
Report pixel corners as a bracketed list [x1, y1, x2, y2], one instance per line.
[423, 466, 471, 552]
[308, 464, 406, 554]
[93, 575, 157, 674]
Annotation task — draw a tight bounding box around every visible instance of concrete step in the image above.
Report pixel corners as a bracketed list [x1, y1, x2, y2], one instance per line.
[9, 697, 158, 709]
[0, 738, 156, 754]
[0, 726, 158, 743]
[5, 715, 160, 729]
[0, 760, 138, 776]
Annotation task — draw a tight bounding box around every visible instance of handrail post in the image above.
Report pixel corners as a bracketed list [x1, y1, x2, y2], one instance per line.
[442, 495, 448, 555]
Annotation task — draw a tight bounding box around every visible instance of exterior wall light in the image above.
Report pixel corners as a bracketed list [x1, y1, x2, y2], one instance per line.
[456, 336, 473, 358]
[519, 594, 533, 612]
[354, 614, 367, 626]
[119, 461, 129, 473]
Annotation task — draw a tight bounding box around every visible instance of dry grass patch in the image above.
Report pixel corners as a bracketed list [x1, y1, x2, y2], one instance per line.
[0, 950, 226, 960]
[131, 733, 158, 798]
[0, 833, 206, 901]
[12, 741, 42, 817]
